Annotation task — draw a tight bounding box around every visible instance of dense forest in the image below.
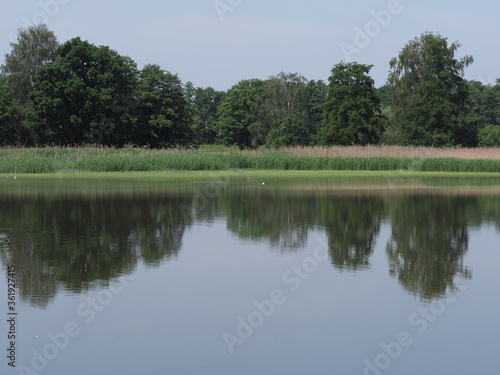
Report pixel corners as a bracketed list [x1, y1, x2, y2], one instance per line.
[1, 24, 500, 148]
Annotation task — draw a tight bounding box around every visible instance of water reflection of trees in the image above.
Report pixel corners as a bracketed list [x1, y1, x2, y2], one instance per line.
[219, 186, 319, 251]
[0, 239, 58, 309]
[321, 195, 384, 271]
[477, 195, 500, 232]
[386, 195, 474, 300]
[1, 183, 500, 307]
[0, 192, 193, 307]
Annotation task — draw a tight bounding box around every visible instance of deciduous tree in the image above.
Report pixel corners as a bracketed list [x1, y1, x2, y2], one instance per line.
[31, 37, 139, 146]
[1, 24, 58, 144]
[216, 78, 264, 148]
[318, 62, 384, 145]
[387, 32, 473, 146]
[249, 72, 310, 147]
[1, 24, 58, 106]
[135, 64, 194, 148]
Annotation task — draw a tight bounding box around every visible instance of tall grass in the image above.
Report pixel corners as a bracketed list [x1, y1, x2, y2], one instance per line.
[281, 145, 500, 159]
[1, 147, 500, 173]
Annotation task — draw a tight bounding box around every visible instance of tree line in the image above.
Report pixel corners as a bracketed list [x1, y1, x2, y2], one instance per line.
[1, 24, 500, 148]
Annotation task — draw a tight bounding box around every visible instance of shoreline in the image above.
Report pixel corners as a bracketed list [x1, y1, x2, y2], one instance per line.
[3, 170, 500, 180]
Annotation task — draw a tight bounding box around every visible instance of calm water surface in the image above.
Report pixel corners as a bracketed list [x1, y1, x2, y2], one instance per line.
[1, 174, 499, 375]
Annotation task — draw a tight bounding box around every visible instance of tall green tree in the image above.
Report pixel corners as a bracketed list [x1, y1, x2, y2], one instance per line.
[135, 64, 194, 148]
[318, 62, 384, 145]
[1, 24, 58, 106]
[31, 37, 139, 146]
[216, 78, 264, 148]
[184, 82, 225, 144]
[249, 72, 311, 147]
[387, 32, 473, 146]
[1, 24, 58, 145]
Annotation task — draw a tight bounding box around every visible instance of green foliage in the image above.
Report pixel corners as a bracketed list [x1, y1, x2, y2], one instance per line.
[306, 79, 328, 134]
[376, 84, 393, 108]
[2, 26, 500, 150]
[249, 72, 311, 147]
[268, 117, 311, 147]
[379, 105, 403, 145]
[1, 24, 58, 145]
[478, 124, 500, 147]
[216, 78, 265, 148]
[318, 62, 384, 146]
[388, 32, 473, 147]
[0, 78, 19, 145]
[31, 37, 139, 146]
[135, 64, 194, 148]
[464, 81, 492, 127]
[243, 73, 328, 148]
[492, 81, 500, 124]
[460, 80, 500, 147]
[184, 82, 225, 144]
[1, 24, 58, 106]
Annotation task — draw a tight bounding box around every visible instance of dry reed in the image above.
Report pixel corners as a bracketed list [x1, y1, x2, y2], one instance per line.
[279, 146, 500, 160]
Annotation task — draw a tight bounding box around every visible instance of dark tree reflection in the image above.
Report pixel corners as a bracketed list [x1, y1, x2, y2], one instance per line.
[220, 185, 319, 251]
[1, 179, 498, 307]
[386, 195, 474, 300]
[321, 195, 384, 271]
[0, 191, 193, 307]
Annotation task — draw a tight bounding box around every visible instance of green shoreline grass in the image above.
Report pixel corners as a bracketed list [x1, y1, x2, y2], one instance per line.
[3, 170, 500, 181]
[1, 147, 500, 174]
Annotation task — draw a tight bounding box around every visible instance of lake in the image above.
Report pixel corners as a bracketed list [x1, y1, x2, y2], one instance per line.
[1, 173, 499, 375]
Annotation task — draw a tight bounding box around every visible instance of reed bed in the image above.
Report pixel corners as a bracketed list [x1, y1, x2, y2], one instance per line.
[1, 147, 500, 174]
[281, 145, 500, 160]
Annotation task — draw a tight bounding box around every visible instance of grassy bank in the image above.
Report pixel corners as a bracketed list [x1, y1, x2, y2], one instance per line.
[4, 170, 500, 182]
[1, 146, 500, 173]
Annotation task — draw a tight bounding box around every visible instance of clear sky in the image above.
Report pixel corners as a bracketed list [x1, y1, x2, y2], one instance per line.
[1, 0, 499, 91]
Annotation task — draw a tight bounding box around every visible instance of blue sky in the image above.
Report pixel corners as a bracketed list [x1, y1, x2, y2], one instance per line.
[1, 0, 499, 90]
